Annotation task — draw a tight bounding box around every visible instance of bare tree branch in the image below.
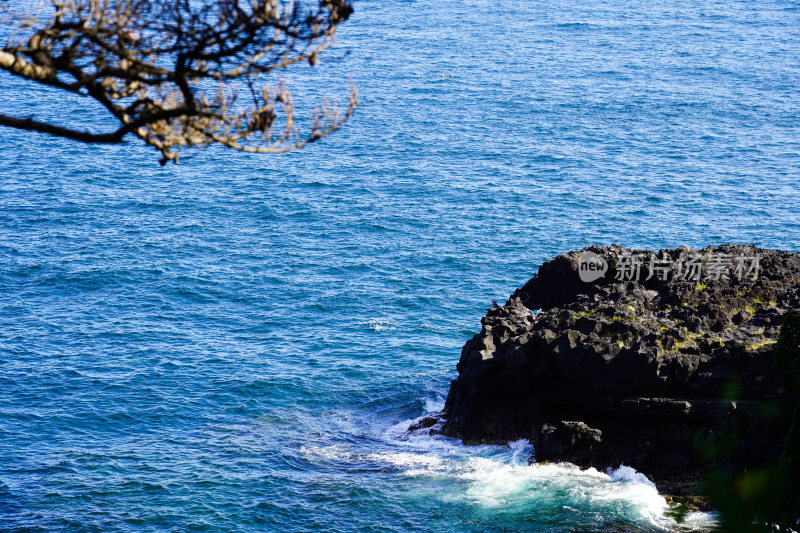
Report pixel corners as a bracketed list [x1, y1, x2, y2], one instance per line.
[0, 112, 124, 142]
[0, 0, 356, 164]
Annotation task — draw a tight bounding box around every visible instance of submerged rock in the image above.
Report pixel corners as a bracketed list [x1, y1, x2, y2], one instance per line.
[433, 244, 800, 496]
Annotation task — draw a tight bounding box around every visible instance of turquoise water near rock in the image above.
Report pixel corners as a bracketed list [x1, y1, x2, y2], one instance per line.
[1, 0, 799, 531]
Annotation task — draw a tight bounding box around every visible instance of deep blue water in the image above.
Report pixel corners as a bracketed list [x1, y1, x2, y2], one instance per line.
[1, 0, 799, 531]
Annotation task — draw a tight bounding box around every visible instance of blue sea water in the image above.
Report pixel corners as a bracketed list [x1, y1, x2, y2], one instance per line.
[1, 0, 799, 531]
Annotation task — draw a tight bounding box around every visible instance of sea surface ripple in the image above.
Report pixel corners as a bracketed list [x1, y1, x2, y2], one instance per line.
[1, 0, 799, 531]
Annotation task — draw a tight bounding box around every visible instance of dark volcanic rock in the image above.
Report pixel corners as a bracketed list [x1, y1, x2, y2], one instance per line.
[434, 244, 800, 495]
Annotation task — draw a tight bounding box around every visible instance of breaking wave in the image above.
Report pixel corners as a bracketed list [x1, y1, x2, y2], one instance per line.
[299, 398, 718, 532]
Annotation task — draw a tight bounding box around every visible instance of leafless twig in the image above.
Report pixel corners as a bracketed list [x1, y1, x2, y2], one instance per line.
[0, 0, 356, 164]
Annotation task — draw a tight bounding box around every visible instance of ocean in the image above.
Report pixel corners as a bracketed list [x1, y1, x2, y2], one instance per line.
[1, 0, 799, 531]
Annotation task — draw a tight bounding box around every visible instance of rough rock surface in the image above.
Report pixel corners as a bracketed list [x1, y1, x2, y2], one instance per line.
[418, 245, 800, 495]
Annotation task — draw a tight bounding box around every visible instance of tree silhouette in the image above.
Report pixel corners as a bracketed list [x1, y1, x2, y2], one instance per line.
[0, 0, 356, 164]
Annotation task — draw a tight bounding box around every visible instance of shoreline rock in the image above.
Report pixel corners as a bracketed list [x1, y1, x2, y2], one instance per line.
[422, 244, 800, 500]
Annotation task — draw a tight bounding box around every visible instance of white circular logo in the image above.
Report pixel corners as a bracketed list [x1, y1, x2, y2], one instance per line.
[578, 251, 608, 282]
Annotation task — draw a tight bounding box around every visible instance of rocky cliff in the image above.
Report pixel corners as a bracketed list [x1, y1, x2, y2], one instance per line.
[415, 244, 800, 496]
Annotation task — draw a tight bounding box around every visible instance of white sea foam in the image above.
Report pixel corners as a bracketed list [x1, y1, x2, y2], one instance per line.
[358, 319, 396, 332]
[681, 511, 721, 530]
[304, 404, 718, 531]
[607, 463, 658, 489]
[508, 438, 533, 465]
[298, 444, 353, 461]
[396, 412, 716, 531]
[363, 452, 447, 471]
[384, 395, 446, 439]
[423, 396, 445, 414]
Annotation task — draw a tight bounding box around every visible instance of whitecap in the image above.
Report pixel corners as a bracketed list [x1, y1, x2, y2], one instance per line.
[363, 451, 447, 472]
[356, 319, 396, 332]
[607, 463, 657, 489]
[298, 444, 353, 462]
[423, 396, 445, 414]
